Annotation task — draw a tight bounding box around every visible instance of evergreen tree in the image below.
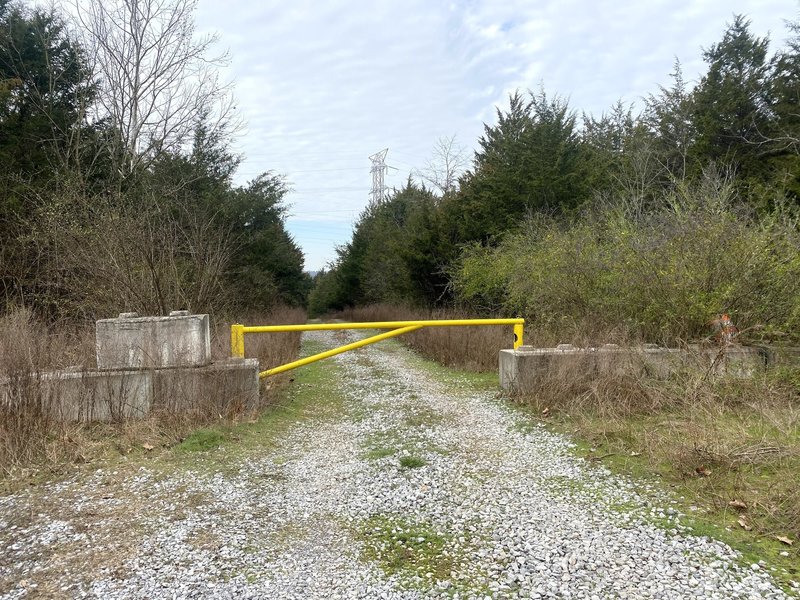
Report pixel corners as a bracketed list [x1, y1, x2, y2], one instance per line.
[691, 16, 772, 182]
[0, 0, 95, 214]
[643, 60, 696, 181]
[452, 89, 590, 243]
[766, 14, 800, 198]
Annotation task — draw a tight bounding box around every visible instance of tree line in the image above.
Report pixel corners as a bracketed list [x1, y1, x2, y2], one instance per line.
[310, 14, 800, 344]
[0, 0, 310, 321]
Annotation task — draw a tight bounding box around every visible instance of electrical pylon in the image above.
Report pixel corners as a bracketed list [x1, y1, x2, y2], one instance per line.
[369, 148, 389, 205]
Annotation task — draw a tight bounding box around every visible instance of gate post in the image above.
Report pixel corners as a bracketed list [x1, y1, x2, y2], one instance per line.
[231, 324, 245, 358]
[513, 323, 524, 349]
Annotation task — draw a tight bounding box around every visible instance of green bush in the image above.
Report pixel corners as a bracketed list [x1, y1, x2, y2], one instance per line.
[453, 175, 800, 345]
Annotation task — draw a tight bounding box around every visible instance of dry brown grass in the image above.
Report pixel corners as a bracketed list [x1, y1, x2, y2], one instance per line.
[222, 306, 306, 372]
[532, 367, 800, 549]
[0, 308, 93, 474]
[338, 304, 516, 371]
[0, 305, 305, 482]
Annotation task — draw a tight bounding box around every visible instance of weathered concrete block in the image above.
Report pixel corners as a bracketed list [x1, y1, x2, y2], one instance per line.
[701, 346, 767, 377]
[500, 346, 595, 393]
[500, 343, 777, 394]
[763, 346, 800, 368]
[0, 359, 259, 422]
[0, 369, 151, 422]
[639, 346, 690, 379]
[96, 313, 211, 370]
[152, 358, 260, 416]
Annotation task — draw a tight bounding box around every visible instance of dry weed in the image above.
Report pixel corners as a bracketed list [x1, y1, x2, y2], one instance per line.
[1, 305, 305, 481]
[339, 304, 515, 371]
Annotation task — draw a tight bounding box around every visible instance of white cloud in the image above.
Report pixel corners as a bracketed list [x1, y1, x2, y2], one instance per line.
[195, 0, 795, 270]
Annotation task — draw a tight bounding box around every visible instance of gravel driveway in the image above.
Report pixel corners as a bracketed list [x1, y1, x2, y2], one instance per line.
[0, 330, 796, 599]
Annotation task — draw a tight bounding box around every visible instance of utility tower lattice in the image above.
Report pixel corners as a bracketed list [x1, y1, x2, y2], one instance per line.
[369, 148, 389, 205]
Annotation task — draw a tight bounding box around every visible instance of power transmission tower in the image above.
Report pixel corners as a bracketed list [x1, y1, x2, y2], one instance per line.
[369, 148, 389, 205]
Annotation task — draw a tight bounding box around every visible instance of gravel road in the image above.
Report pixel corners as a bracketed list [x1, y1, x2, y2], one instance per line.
[1, 330, 796, 599]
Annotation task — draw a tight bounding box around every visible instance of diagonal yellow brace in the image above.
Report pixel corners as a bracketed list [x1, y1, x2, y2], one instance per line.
[260, 325, 422, 378]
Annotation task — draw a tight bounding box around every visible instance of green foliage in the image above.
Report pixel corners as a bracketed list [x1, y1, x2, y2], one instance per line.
[0, 0, 96, 197]
[447, 90, 591, 244]
[363, 446, 396, 460]
[176, 429, 225, 452]
[223, 173, 310, 309]
[307, 269, 340, 317]
[453, 171, 800, 344]
[311, 90, 600, 316]
[358, 515, 454, 583]
[690, 16, 778, 186]
[308, 181, 450, 315]
[398, 455, 426, 469]
[767, 14, 800, 199]
[0, 1, 98, 308]
[0, 15, 307, 318]
[641, 60, 696, 183]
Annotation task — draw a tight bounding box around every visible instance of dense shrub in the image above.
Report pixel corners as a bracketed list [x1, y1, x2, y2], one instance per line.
[454, 172, 800, 345]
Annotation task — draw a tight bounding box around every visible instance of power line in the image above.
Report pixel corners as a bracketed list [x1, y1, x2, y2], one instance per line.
[289, 209, 359, 214]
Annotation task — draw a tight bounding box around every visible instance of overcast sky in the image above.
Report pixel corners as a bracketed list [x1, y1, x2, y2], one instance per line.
[194, 0, 796, 272]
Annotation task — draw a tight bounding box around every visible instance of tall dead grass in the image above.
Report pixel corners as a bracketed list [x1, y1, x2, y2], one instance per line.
[0, 308, 97, 474]
[213, 306, 305, 373]
[522, 363, 800, 542]
[0, 305, 305, 481]
[338, 303, 514, 371]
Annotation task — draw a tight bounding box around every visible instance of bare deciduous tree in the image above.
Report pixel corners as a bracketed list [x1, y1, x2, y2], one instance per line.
[36, 192, 235, 318]
[414, 135, 469, 195]
[73, 0, 238, 181]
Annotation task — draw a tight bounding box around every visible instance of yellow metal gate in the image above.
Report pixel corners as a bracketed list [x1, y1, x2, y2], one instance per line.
[231, 319, 525, 379]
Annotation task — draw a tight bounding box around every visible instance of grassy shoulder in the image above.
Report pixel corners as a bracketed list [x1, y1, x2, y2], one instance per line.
[545, 398, 800, 584]
[165, 340, 346, 470]
[399, 342, 800, 588]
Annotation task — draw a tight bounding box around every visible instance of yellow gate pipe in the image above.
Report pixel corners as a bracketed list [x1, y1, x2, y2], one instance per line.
[231, 324, 245, 358]
[238, 318, 524, 334]
[259, 325, 422, 378]
[513, 323, 523, 349]
[230, 318, 525, 376]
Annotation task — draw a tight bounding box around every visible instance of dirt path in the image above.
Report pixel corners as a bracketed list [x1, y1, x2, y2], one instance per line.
[0, 331, 795, 599]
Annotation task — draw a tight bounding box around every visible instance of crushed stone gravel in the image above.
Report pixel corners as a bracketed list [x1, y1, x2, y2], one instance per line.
[0, 330, 796, 599]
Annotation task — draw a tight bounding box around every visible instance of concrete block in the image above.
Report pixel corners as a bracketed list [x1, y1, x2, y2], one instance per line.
[500, 346, 595, 393]
[1, 369, 151, 422]
[500, 344, 784, 393]
[640, 347, 690, 379]
[152, 358, 259, 416]
[763, 346, 800, 368]
[0, 359, 259, 422]
[703, 346, 767, 377]
[96, 313, 211, 370]
[500, 343, 775, 394]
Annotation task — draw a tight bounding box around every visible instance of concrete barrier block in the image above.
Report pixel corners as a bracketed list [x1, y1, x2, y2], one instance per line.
[500, 343, 779, 394]
[0, 369, 152, 422]
[96, 313, 211, 370]
[500, 347, 595, 393]
[152, 358, 259, 415]
[640, 347, 689, 379]
[704, 346, 767, 377]
[763, 346, 800, 368]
